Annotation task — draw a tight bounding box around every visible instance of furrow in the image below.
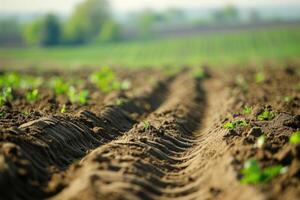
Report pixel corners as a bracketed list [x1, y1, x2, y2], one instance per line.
[51, 72, 205, 200]
[0, 76, 175, 200]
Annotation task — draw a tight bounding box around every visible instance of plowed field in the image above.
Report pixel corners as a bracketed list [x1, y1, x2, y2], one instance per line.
[0, 65, 299, 200]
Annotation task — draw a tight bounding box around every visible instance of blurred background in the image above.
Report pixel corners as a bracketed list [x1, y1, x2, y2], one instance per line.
[0, 0, 300, 68]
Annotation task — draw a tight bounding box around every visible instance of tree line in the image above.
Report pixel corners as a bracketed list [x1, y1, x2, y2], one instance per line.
[1, 0, 120, 46]
[0, 3, 267, 47]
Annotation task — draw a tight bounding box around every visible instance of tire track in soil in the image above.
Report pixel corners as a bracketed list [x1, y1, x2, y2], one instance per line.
[0, 75, 178, 200]
[52, 73, 266, 200]
[51, 72, 207, 200]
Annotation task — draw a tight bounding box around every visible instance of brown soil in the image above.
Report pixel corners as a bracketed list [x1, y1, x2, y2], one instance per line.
[0, 65, 299, 200]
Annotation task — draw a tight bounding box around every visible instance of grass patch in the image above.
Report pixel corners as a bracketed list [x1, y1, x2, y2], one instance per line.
[1, 27, 300, 68]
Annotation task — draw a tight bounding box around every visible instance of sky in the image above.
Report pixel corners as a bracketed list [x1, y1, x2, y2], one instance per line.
[1, 0, 300, 14]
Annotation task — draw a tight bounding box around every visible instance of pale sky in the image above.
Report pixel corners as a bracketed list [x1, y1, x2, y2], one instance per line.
[1, 0, 299, 14]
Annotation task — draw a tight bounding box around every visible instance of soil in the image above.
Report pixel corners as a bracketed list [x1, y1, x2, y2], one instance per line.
[0, 65, 299, 200]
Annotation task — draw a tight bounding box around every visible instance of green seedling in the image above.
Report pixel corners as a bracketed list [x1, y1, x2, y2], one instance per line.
[0, 72, 43, 89]
[49, 77, 70, 95]
[241, 159, 285, 184]
[0, 72, 21, 88]
[25, 89, 39, 103]
[289, 131, 300, 144]
[90, 66, 121, 93]
[68, 86, 89, 105]
[223, 122, 235, 130]
[257, 110, 276, 121]
[78, 90, 89, 105]
[60, 104, 66, 113]
[256, 135, 265, 148]
[255, 72, 265, 84]
[223, 119, 248, 130]
[143, 121, 150, 130]
[0, 87, 13, 106]
[243, 106, 252, 114]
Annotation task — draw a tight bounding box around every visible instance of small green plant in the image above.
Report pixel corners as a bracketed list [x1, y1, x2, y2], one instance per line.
[60, 104, 66, 113]
[223, 119, 248, 130]
[0, 87, 13, 106]
[257, 110, 276, 121]
[49, 77, 70, 95]
[224, 122, 235, 130]
[25, 89, 39, 103]
[243, 106, 252, 114]
[289, 131, 300, 144]
[0, 72, 21, 88]
[255, 72, 265, 84]
[68, 86, 89, 105]
[90, 66, 121, 93]
[256, 135, 265, 148]
[143, 121, 150, 129]
[0, 72, 44, 89]
[240, 159, 285, 184]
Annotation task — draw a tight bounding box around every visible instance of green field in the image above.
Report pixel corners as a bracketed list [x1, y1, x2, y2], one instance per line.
[1, 26, 300, 69]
